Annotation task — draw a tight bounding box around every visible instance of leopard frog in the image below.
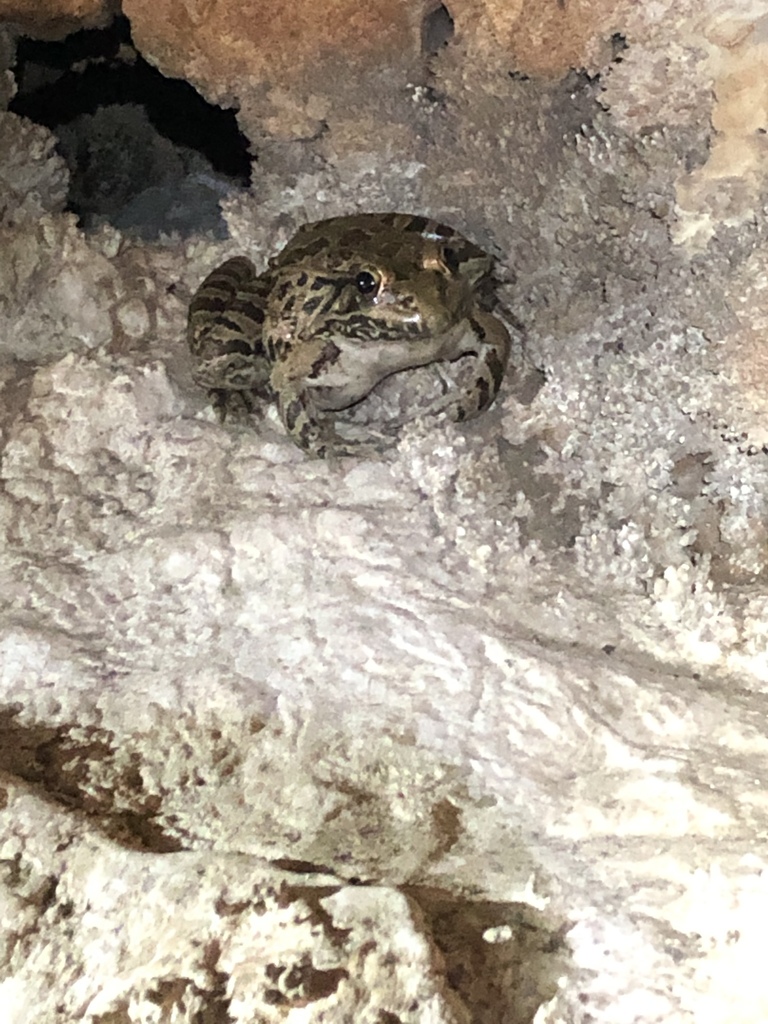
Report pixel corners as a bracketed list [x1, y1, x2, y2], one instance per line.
[187, 212, 511, 457]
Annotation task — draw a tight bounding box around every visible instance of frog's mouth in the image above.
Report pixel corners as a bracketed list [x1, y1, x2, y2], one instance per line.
[307, 318, 481, 414]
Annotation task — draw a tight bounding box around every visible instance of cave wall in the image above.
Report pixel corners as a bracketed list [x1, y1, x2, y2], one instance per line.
[2, 2, 768, 1022]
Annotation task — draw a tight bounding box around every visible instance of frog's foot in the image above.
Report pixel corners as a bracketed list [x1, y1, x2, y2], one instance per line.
[276, 385, 391, 459]
[333, 423, 398, 458]
[206, 387, 261, 424]
[435, 310, 511, 422]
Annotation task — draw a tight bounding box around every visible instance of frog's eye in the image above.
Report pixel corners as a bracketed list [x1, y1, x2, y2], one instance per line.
[355, 270, 378, 295]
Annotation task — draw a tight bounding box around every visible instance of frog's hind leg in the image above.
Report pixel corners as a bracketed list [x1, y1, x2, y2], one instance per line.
[442, 311, 512, 423]
[187, 257, 273, 418]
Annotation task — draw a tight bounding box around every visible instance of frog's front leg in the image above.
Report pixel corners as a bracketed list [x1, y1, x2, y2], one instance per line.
[270, 342, 382, 459]
[275, 382, 382, 459]
[439, 310, 512, 422]
[272, 381, 329, 457]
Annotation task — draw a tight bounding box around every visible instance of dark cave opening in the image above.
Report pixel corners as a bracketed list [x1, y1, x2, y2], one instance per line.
[9, 14, 253, 238]
[422, 3, 455, 56]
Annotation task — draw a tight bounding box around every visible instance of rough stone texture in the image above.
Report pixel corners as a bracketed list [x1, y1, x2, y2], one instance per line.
[0, 111, 69, 226]
[4, 1, 768, 1021]
[123, 0, 425, 144]
[450, 0, 624, 75]
[1, 771, 487, 1022]
[0, 0, 112, 37]
[0, 24, 15, 106]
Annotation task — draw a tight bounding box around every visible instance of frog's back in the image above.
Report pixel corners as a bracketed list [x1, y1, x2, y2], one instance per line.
[270, 212, 492, 282]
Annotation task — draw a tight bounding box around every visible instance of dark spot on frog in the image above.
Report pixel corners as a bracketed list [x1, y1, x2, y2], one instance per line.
[474, 376, 490, 411]
[213, 316, 245, 337]
[309, 341, 342, 378]
[484, 346, 506, 392]
[237, 299, 265, 324]
[442, 246, 461, 273]
[270, 339, 292, 362]
[403, 214, 428, 234]
[220, 337, 253, 357]
[471, 316, 486, 341]
[193, 293, 228, 315]
[310, 275, 339, 291]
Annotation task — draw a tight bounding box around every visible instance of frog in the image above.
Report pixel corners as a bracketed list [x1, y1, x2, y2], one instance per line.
[187, 212, 511, 458]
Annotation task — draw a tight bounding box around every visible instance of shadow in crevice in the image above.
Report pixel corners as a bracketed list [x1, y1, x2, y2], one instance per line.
[9, 13, 252, 237]
[0, 703, 570, 1024]
[405, 885, 569, 1024]
[0, 704, 182, 850]
[422, 3, 455, 56]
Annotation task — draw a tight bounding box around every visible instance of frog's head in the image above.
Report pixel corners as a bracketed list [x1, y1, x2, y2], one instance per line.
[269, 213, 495, 343]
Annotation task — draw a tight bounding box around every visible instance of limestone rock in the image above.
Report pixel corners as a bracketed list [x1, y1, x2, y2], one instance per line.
[0, 0, 112, 38]
[3, 2, 768, 1021]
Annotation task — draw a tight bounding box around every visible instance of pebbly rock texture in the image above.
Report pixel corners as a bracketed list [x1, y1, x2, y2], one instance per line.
[2, 769, 485, 1022]
[3, 1, 768, 1022]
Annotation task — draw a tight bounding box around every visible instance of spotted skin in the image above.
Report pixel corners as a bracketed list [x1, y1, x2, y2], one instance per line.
[187, 213, 511, 457]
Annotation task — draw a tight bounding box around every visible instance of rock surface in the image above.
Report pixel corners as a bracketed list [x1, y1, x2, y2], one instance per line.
[2, 2, 768, 1022]
[0, 0, 110, 37]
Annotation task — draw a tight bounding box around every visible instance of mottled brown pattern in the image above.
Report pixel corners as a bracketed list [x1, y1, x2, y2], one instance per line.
[188, 213, 511, 457]
[309, 341, 342, 379]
